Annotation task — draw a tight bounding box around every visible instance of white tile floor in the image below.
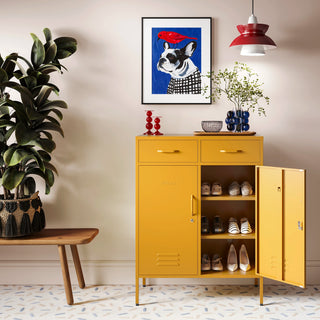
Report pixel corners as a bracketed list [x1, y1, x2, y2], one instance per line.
[0, 284, 319, 320]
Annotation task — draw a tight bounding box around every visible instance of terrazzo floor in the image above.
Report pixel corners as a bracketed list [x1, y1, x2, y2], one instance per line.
[0, 284, 319, 320]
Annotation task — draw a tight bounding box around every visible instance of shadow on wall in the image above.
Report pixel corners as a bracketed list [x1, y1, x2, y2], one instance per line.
[40, 29, 136, 260]
[277, 12, 320, 53]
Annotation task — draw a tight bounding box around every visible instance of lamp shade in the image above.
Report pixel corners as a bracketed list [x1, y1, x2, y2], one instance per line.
[230, 15, 277, 56]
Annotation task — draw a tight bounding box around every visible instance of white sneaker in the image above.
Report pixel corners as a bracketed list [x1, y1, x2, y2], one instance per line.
[241, 181, 253, 196]
[201, 254, 211, 271]
[228, 217, 240, 234]
[239, 244, 251, 272]
[211, 182, 222, 196]
[201, 182, 211, 196]
[229, 181, 240, 196]
[227, 244, 238, 272]
[240, 217, 252, 234]
[212, 254, 223, 271]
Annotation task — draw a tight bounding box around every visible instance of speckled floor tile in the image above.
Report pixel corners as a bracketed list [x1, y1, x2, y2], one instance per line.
[0, 285, 319, 320]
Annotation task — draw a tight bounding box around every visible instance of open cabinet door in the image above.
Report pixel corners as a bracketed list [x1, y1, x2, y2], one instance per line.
[256, 166, 306, 288]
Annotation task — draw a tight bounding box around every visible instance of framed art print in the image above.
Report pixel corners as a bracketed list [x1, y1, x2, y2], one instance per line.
[142, 17, 212, 104]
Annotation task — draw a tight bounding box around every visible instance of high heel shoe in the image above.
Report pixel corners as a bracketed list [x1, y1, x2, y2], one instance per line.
[227, 244, 238, 272]
[239, 244, 251, 272]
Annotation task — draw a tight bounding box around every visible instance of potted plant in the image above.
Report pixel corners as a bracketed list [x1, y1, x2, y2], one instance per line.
[0, 28, 77, 237]
[203, 62, 269, 132]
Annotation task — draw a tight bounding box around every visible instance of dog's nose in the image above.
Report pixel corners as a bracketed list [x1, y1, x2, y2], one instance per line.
[159, 58, 166, 65]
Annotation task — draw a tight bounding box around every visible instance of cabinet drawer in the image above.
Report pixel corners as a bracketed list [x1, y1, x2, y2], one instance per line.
[200, 139, 262, 164]
[138, 140, 197, 163]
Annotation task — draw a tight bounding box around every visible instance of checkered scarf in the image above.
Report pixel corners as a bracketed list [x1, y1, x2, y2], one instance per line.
[167, 69, 201, 94]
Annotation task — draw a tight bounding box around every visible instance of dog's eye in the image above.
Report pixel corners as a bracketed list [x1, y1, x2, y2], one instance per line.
[166, 53, 177, 63]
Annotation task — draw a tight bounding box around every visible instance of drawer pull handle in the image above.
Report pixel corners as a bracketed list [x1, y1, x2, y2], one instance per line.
[219, 149, 243, 153]
[157, 150, 179, 153]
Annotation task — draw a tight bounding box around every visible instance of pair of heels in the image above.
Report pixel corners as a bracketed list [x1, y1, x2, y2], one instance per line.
[229, 181, 253, 196]
[227, 244, 251, 272]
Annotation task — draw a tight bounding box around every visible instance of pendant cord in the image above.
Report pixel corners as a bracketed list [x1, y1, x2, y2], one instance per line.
[252, 0, 254, 15]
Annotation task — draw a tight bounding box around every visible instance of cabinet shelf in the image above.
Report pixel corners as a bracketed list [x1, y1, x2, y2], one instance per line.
[201, 232, 256, 240]
[201, 195, 255, 201]
[200, 267, 257, 278]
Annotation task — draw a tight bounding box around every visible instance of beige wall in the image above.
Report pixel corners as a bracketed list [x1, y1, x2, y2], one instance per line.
[0, 0, 319, 284]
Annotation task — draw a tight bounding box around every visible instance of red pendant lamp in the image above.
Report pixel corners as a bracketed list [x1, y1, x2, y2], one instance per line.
[230, 0, 276, 56]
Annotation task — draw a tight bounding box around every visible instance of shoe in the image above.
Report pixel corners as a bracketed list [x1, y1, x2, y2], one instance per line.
[212, 215, 224, 234]
[228, 217, 240, 234]
[227, 244, 238, 272]
[212, 254, 223, 271]
[240, 217, 252, 234]
[211, 182, 222, 196]
[201, 182, 211, 196]
[239, 244, 251, 271]
[201, 216, 210, 234]
[229, 181, 240, 196]
[201, 254, 211, 271]
[241, 181, 253, 196]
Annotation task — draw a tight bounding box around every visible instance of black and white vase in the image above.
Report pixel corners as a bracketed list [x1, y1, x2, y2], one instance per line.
[0, 192, 45, 238]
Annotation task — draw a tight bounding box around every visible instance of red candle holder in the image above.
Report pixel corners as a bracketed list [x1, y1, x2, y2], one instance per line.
[143, 110, 154, 135]
[154, 116, 163, 135]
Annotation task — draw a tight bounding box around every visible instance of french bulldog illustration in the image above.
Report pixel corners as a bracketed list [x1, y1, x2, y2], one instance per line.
[157, 41, 201, 94]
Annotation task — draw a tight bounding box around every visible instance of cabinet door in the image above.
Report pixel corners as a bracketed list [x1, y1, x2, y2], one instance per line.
[138, 166, 198, 275]
[256, 166, 305, 287]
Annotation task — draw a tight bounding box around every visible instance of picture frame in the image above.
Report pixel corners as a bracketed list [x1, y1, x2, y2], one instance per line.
[142, 17, 212, 105]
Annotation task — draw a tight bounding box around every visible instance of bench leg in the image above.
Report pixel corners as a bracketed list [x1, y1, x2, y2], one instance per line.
[142, 277, 146, 287]
[70, 245, 85, 289]
[58, 245, 74, 305]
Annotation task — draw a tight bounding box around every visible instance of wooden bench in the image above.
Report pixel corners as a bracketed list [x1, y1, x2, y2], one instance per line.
[0, 228, 99, 305]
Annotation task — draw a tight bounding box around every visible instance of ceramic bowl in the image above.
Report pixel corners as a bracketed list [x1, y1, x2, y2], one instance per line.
[201, 121, 223, 132]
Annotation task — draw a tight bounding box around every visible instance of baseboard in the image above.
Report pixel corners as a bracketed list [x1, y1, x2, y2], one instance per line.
[0, 260, 319, 285]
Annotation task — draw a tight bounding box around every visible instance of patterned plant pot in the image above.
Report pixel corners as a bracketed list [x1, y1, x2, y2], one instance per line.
[0, 192, 45, 238]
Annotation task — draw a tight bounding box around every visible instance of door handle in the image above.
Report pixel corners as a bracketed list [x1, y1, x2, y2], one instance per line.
[190, 195, 197, 217]
[219, 149, 243, 153]
[157, 149, 179, 153]
[298, 221, 304, 231]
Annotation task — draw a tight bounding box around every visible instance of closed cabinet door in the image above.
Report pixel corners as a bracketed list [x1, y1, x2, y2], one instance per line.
[256, 166, 305, 287]
[138, 166, 198, 275]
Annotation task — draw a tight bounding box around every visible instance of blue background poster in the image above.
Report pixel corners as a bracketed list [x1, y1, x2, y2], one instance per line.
[152, 27, 202, 94]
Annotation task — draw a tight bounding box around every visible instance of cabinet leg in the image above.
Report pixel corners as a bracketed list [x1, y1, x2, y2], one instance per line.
[136, 275, 139, 306]
[58, 245, 74, 305]
[70, 245, 85, 289]
[254, 278, 258, 287]
[259, 277, 264, 306]
[142, 278, 146, 287]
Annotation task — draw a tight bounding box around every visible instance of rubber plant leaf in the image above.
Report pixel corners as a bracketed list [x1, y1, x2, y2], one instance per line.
[2, 167, 25, 190]
[54, 37, 77, 59]
[30, 33, 45, 68]
[43, 40, 57, 64]
[40, 100, 67, 111]
[35, 122, 64, 137]
[0, 68, 8, 83]
[16, 122, 40, 145]
[43, 28, 52, 42]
